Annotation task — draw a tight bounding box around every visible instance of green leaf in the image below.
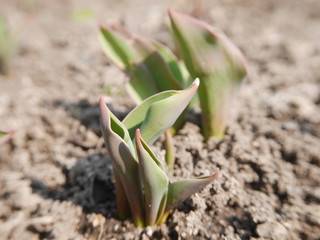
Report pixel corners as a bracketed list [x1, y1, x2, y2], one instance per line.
[0, 16, 18, 74]
[0, 130, 15, 146]
[152, 41, 185, 86]
[72, 8, 95, 21]
[140, 78, 199, 144]
[99, 97, 144, 226]
[127, 62, 159, 103]
[132, 37, 183, 92]
[113, 168, 131, 219]
[99, 25, 185, 104]
[99, 26, 136, 70]
[122, 78, 199, 144]
[168, 8, 248, 140]
[164, 130, 175, 171]
[135, 129, 168, 225]
[165, 172, 219, 213]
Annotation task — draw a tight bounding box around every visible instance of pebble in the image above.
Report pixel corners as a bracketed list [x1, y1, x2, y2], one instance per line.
[256, 222, 287, 240]
[27, 216, 53, 233]
[145, 226, 153, 237]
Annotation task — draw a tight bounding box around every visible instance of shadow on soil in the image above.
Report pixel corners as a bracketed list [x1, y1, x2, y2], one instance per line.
[29, 152, 117, 217]
[54, 98, 131, 136]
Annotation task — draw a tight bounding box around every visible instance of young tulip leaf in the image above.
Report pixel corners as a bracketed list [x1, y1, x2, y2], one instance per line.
[100, 24, 187, 105]
[168, 8, 248, 140]
[99, 97, 133, 148]
[132, 37, 183, 92]
[164, 130, 175, 171]
[0, 16, 19, 74]
[143, 52, 182, 91]
[135, 129, 168, 225]
[128, 62, 159, 103]
[113, 168, 131, 219]
[140, 78, 199, 144]
[152, 41, 185, 86]
[0, 130, 15, 146]
[99, 26, 136, 70]
[99, 97, 144, 226]
[165, 172, 220, 213]
[122, 79, 199, 144]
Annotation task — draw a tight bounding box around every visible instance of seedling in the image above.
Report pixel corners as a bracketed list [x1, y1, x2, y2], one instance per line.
[0, 131, 15, 146]
[72, 8, 96, 22]
[100, 10, 248, 140]
[99, 24, 187, 104]
[168, 9, 248, 140]
[99, 79, 219, 226]
[99, 25, 193, 168]
[0, 16, 19, 74]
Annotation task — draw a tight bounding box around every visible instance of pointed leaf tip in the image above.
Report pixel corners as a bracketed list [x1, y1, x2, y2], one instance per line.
[169, 9, 248, 139]
[193, 78, 200, 86]
[99, 96, 109, 132]
[0, 130, 16, 146]
[139, 79, 199, 144]
[165, 171, 220, 213]
[135, 128, 141, 138]
[123, 79, 199, 144]
[167, 8, 179, 17]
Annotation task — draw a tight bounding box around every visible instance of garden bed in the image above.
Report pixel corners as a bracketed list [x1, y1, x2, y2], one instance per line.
[0, 0, 319, 239]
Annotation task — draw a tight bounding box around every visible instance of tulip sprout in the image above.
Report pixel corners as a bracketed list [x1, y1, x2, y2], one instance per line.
[168, 9, 248, 140]
[99, 79, 219, 226]
[0, 16, 19, 74]
[99, 25, 193, 169]
[99, 24, 187, 104]
[100, 10, 247, 141]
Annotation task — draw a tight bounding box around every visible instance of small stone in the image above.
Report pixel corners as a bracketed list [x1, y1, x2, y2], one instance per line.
[27, 216, 53, 233]
[123, 232, 135, 240]
[141, 233, 149, 240]
[145, 226, 153, 237]
[222, 181, 231, 191]
[114, 224, 119, 231]
[256, 222, 287, 240]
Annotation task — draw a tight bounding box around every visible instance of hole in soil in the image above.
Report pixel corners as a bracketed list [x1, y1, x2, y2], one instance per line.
[280, 150, 297, 164]
[217, 135, 235, 158]
[304, 193, 320, 204]
[26, 226, 54, 240]
[299, 232, 308, 240]
[310, 156, 320, 167]
[0, 191, 11, 199]
[151, 229, 166, 239]
[272, 183, 289, 204]
[240, 162, 266, 192]
[275, 208, 291, 219]
[227, 212, 259, 239]
[168, 222, 178, 240]
[176, 198, 196, 214]
[249, 181, 265, 191]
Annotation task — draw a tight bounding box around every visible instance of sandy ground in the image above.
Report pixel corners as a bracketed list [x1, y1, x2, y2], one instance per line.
[0, 0, 320, 239]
